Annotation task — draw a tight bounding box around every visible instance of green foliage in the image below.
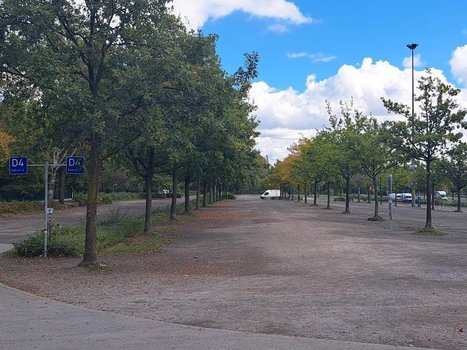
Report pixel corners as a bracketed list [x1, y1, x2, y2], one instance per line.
[73, 193, 113, 206]
[222, 193, 236, 199]
[414, 227, 446, 236]
[12, 226, 83, 257]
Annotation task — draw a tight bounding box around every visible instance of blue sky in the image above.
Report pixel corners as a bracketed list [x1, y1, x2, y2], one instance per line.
[172, 0, 467, 162]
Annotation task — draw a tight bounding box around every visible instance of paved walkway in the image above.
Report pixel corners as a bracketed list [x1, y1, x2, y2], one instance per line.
[0, 282, 432, 350]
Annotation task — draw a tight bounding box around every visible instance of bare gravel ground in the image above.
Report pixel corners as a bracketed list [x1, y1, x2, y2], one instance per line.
[0, 195, 465, 349]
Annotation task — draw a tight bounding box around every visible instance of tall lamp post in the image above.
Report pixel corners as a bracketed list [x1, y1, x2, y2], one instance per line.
[407, 43, 418, 207]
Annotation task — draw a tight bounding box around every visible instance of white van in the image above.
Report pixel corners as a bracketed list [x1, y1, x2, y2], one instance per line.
[260, 189, 281, 199]
[391, 193, 412, 202]
[435, 191, 448, 201]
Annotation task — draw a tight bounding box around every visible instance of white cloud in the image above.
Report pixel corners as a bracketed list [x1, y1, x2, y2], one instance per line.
[250, 57, 461, 162]
[267, 23, 289, 33]
[287, 52, 336, 63]
[402, 54, 423, 68]
[450, 45, 467, 85]
[171, 0, 311, 29]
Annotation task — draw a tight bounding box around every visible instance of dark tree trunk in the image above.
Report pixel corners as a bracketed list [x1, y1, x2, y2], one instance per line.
[344, 177, 350, 213]
[367, 186, 371, 203]
[298, 184, 301, 202]
[457, 183, 462, 212]
[143, 173, 153, 232]
[326, 182, 331, 209]
[143, 148, 156, 232]
[373, 177, 379, 217]
[202, 180, 207, 207]
[184, 176, 190, 213]
[170, 170, 177, 220]
[304, 181, 307, 204]
[357, 187, 361, 203]
[59, 166, 66, 204]
[81, 135, 100, 266]
[209, 183, 213, 204]
[425, 161, 432, 229]
[196, 179, 200, 210]
[313, 180, 318, 206]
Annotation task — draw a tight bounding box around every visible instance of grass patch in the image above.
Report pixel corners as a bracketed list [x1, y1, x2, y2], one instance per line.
[368, 215, 385, 221]
[414, 227, 447, 236]
[11, 201, 194, 258]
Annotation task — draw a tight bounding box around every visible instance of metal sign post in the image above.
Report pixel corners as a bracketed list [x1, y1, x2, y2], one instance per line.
[43, 161, 49, 257]
[388, 174, 393, 222]
[9, 156, 84, 257]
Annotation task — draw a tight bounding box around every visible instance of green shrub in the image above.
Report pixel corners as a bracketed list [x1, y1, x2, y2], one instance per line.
[12, 226, 83, 257]
[222, 193, 236, 199]
[73, 192, 113, 206]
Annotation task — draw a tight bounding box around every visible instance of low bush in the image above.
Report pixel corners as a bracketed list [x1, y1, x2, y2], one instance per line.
[222, 193, 236, 200]
[12, 226, 83, 257]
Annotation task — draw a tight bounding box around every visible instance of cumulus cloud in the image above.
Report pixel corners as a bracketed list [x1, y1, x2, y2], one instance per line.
[250, 57, 460, 162]
[402, 54, 423, 69]
[171, 0, 311, 29]
[450, 45, 467, 85]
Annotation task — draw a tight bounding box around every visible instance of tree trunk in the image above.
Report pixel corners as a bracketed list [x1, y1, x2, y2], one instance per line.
[202, 180, 207, 207]
[209, 183, 213, 204]
[196, 179, 200, 210]
[425, 161, 432, 229]
[184, 176, 190, 213]
[326, 182, 331, 209]
[304, 181, 307, 204]
[457, 182, 462, 212]
[373, 177, 379, 217]
[431, 183, 435, 210]
[313, 180, 318, 206]
[59, 166, 66, 204]
[143, 148, 155, 232]
[357, 187, 361, 203]
[344, 177, 350, 213]
[143, 173, 153, 232]
[170, 170, 177, 220]
[367, 186, 371, 203]
[298, 184, 301, 202]
[81, 136, 100, 266]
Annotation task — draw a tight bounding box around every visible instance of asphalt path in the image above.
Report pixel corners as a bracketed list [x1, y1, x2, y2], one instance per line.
[0, 282, 430, 350]
[0, 198, 178, 244]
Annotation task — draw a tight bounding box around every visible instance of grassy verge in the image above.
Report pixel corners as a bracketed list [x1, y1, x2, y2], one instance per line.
[11, 202, 194, 258]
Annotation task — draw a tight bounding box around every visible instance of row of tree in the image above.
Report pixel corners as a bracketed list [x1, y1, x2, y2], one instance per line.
[0, 1, 266, 265]
[261, 74, 467, 230]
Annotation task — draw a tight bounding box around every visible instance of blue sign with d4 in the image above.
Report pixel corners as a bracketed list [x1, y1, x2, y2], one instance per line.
[9, 157, 28, 175]
[66, 156, 85, 174]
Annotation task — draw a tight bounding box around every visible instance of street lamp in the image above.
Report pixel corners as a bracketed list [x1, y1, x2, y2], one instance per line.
[407, 43, 418, 207]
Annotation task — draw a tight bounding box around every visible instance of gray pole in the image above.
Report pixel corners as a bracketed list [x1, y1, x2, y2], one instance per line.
[43, 161, 48, 257]
[388, 174, 393, 221]
[407, 43, 418, 207]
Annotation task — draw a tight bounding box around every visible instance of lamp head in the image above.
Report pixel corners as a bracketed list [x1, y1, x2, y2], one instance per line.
[407, 43, 418, 50]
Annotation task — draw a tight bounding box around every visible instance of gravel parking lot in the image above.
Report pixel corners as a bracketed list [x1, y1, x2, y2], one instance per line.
[0, 195, 465, 349]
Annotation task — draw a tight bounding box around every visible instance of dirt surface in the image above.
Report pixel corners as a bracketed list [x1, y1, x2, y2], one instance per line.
[0, 195, 466, 349]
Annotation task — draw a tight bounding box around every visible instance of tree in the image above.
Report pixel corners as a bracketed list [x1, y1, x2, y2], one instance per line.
[441, 142, 467, 212]
[325, 101, 364, 213]
[1, 0, 174, 265]
[356, 119, 393, 219]
[383, 73, 466, 229]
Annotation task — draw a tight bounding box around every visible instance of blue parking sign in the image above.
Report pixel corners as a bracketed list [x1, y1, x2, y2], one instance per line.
[66, 156, 85, 174]
[9, 157, 28, 175]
